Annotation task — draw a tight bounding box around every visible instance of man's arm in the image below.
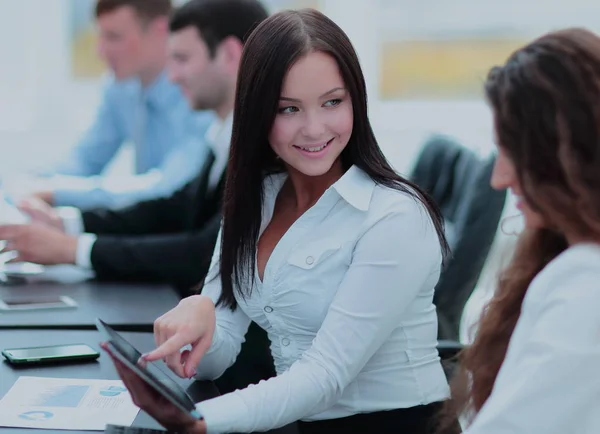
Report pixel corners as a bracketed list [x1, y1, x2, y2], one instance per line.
[80, 174, 195, 235]
[48, 138, 209, 210]
[0, 213, 219, 294]
[53, 77, 125, 177]
[90, 213, 221, 292]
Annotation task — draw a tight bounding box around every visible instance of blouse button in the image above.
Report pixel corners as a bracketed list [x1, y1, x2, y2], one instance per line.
[264, 306, 273, 313]
[282, 338, 290, 346]
[306, 256, 315, 265]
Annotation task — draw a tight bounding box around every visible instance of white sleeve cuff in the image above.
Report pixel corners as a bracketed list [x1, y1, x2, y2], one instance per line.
[195, 391, 250, 434]
[57, 206, 84, 235]
[76, 233, 98, 269]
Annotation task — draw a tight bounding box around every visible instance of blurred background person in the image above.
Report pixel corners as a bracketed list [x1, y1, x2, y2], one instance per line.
[0, 0, 267, 298]
[14, 0, 214, 211]
[0, 0, 273, 397]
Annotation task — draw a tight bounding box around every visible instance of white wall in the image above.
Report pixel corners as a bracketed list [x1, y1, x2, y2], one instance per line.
[3, 0, 600, 179]
[0, 0, 102, 179]
[380, 0, 600, 38]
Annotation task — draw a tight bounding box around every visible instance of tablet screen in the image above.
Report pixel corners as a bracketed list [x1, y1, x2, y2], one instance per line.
[95, 318, 197, 415]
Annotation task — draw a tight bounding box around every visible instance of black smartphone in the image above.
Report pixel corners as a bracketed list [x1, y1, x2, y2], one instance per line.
[1, 343, 100, 365]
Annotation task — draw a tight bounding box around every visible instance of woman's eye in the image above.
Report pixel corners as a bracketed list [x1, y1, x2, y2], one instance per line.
[324, 98, 342, 107]
[278, 106, 298, 114]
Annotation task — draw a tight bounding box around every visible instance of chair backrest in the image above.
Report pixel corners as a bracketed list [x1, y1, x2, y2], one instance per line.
[411, 135, 507, 340]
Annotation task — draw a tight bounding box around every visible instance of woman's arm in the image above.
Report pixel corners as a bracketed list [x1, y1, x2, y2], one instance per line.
[195, 199, 443, 433]
[464, 263, 600, 434]
[146, 227, 252, 380]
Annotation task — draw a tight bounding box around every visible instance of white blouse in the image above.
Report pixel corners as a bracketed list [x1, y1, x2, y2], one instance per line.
[466, 243, 600, 434]
[195, 166, 450, 433]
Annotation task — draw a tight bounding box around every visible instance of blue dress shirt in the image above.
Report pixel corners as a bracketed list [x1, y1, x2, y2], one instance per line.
[51, 71, 213, 209]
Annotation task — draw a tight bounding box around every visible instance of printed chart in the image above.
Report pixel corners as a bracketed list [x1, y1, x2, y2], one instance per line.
[0, 376, 139, 430]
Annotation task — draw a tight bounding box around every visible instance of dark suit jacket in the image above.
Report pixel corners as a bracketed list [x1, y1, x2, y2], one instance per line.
[82, 154, 222, 294]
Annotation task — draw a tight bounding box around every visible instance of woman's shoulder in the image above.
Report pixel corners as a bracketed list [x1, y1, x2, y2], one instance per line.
[537, 243, 600, 282]
[357, 176, 441, 258]
[527, 243, 600, 306]
[329, 166, 437, 237]
[369, 179, 435, 228]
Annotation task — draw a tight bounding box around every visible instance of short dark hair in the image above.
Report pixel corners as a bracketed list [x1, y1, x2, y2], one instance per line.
[169, 0, 269, 57]
[95, 0, 171, 21]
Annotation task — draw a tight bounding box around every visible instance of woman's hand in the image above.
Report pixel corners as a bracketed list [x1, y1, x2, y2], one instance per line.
[143, 295, 216, 378]
[101, 343, 206, 433]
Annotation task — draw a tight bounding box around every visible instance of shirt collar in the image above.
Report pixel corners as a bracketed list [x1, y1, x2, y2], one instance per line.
[142, 70, 179, 108]
[204, 111, 233, 155]
[332, 165, 376, 211]
[263, 165, 376, 213]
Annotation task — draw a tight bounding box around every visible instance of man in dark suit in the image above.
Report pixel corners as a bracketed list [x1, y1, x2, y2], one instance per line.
[0, 0, 272, 394]
[0, 0, 267, 294]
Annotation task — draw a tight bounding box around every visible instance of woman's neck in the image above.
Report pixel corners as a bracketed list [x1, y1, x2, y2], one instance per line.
[284, 159, 344, 212]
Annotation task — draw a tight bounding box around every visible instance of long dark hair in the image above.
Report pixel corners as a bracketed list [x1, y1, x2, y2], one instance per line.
[440, 27, 600, 432]
[217, 9, 449, 309]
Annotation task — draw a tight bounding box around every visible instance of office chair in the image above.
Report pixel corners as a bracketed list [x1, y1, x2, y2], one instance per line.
[412, 135, 507, 342]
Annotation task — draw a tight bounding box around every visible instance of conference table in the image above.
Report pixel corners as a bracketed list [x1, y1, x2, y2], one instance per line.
[0, 267, 300, 434]
[0, 329, 218, 434]
[0, 330, 299, 434]
[0, 266, 180, 331]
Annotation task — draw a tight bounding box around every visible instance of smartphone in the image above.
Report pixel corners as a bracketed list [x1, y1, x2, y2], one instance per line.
[96, 318, 202, 420]
[2, 343, 100, 365]
[0, 295, 77, 311]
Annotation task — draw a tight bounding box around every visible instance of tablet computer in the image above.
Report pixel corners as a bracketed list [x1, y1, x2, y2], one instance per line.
[95, 318, 202, 420]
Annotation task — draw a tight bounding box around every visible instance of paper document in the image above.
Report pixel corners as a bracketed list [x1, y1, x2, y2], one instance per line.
[0, 376, 140, 431]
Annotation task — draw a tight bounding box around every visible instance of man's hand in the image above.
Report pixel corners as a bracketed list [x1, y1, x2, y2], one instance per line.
[17, 197, 64, 232]
[0, 224, 77, 265]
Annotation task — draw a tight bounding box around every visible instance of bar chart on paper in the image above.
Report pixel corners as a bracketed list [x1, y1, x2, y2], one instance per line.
[0, 377, 139, 430]
[30, 384, 90, 407]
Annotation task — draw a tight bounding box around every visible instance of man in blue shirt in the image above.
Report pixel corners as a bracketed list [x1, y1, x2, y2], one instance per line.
[33, 0, 213, 210]
[0, 0, 274, 397]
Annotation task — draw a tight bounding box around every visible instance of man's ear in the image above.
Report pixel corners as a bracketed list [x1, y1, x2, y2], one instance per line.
[148, 16, 169, 36]
[216, 36, 243, 72]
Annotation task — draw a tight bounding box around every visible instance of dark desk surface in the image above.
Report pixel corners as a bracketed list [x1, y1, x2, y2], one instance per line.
[0, 269, 180, 331]
[0, 330, 218, 434]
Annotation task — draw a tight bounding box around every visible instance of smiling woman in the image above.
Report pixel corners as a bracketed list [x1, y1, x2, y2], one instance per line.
[268, 52, 354, 177]
[109, 7, 455, 434]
